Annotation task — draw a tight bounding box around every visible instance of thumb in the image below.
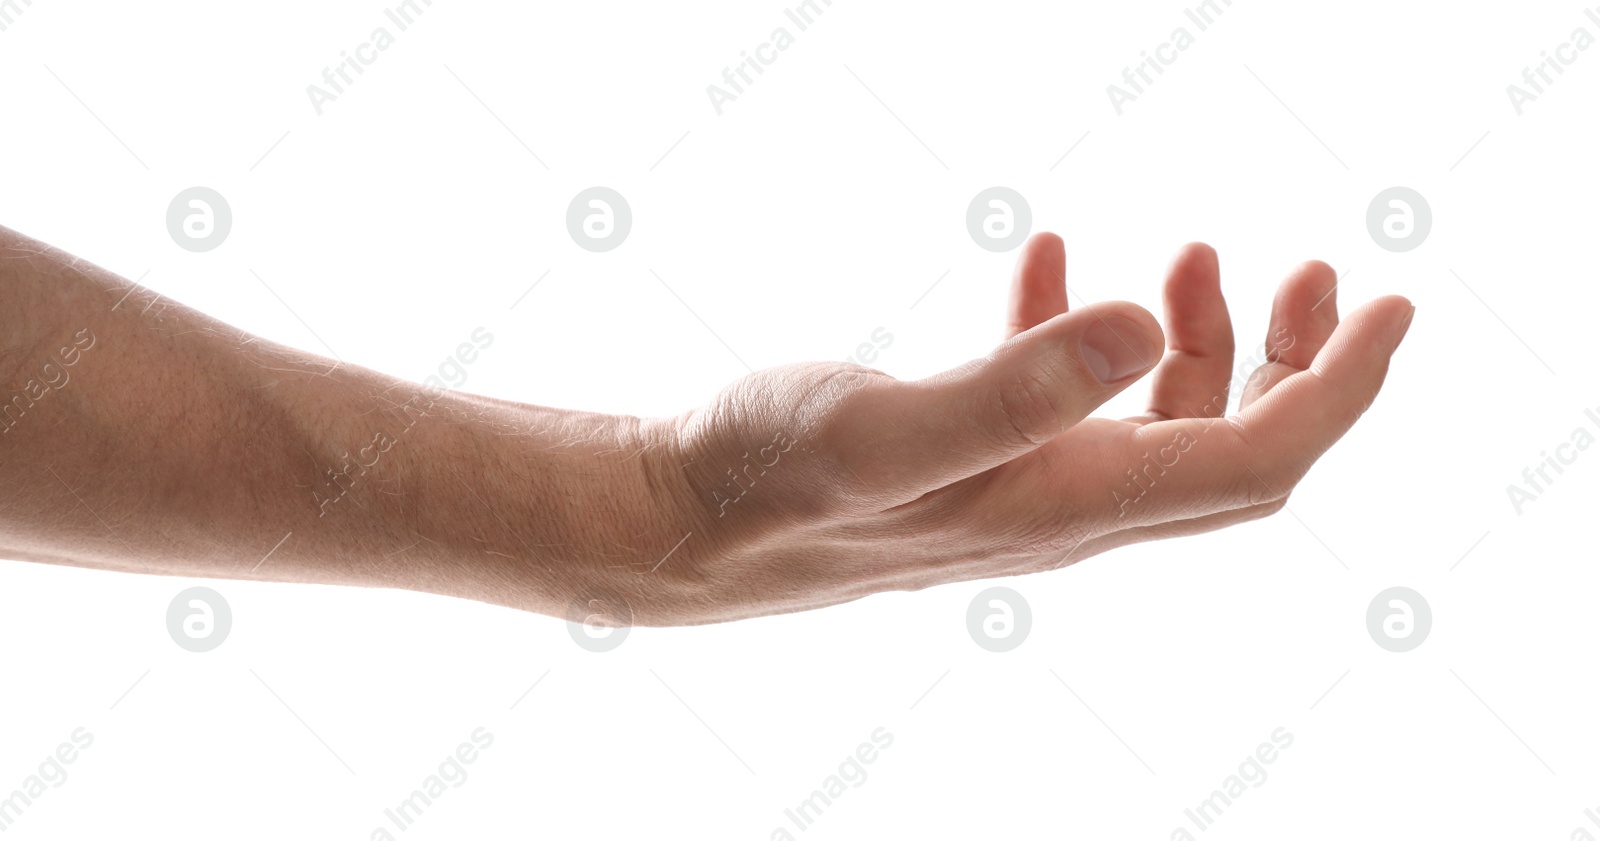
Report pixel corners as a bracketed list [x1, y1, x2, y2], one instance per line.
[829, 303, 1163, 503]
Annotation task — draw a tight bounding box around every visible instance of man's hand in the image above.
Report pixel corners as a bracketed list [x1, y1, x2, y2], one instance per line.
[628, 234, 1413, 624]
[0, 225, 1410, 628]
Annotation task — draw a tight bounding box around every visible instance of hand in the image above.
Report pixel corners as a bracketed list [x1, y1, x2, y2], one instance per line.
[631, 234, 1414, 624]
[0, 225, 1410, 630]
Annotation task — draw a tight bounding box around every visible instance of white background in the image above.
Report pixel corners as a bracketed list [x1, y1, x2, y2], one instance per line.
[2, 0, 1598, 838]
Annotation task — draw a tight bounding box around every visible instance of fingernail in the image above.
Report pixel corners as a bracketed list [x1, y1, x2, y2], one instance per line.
[1392, 305, 1416, 346]
[1081, 316, 1156, 383]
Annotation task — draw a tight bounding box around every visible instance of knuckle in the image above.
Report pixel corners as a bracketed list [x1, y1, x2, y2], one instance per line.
[992, 363, 1068, 448]
[1243, 497, 1290, 521]
[686, 363, 892, 522]
[796, 364, 886, 441]
[1221, 417, 1310, 505]
[1243, 463, 1296, 505]
[1223, 415, 1256, 452]
[803, 364, 898, 507]
[1003, 499, 1098, 558]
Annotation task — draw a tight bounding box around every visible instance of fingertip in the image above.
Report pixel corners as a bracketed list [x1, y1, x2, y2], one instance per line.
[1307, 294, 1415, 381]
[1015, 232, 1065, 272]
[1352, 294, 1413, 327]
[1167, 242, 1221, 287]
[1297, 258, 1336, 277]
[1373, 294, 1416, 343]
[1028, 231, 1064, 250]
[1172, 241, 1219, 268]
[1280, 260, 1338, 308]
[1017, 300, 1161, 345]
[1075, 300, 1163, 345]
[1073, 302, 1164, 384]
[1005, 232, 1071, 338]
[1370, 293, 1413, 312]
[1262, 261, 1341, 371]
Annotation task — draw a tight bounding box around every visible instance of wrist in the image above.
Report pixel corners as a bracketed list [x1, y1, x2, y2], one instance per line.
[273, 373, 648, 617]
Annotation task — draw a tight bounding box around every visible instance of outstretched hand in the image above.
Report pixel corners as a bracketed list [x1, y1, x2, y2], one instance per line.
[0, 225, 1412, 628]
[636, 234, 1413, 623]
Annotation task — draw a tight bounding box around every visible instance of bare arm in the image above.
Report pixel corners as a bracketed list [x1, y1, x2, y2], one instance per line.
[0, 224, 667, 619]
[0, 226, 1412, 626]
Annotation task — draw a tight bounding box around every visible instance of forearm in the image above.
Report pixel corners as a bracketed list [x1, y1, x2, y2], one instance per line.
[0, 225, 668, 618]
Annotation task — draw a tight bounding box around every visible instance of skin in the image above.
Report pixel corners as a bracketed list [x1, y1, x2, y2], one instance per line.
[0, 225, 1412, 626]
